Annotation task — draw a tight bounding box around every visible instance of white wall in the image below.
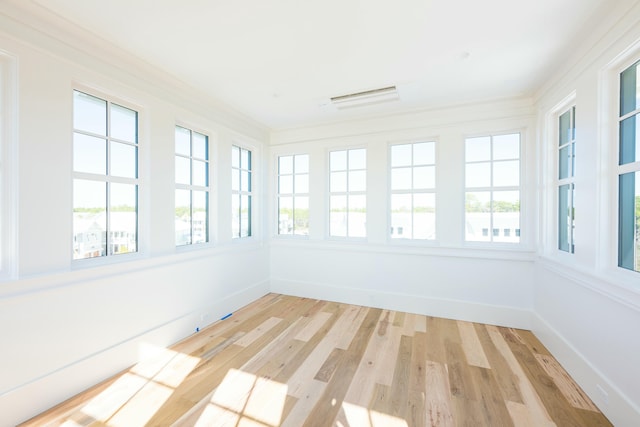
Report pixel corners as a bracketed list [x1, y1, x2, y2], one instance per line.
[0, 13, 270, 426]
[269, 99, 537, 329]
[533, 1, 640, 425]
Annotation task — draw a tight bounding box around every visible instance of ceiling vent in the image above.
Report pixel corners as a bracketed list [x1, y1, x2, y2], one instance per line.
[330, 86, 399, 109]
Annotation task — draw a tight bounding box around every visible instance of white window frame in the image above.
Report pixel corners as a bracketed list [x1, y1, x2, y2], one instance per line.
[276, 153, 310, 237]
[72, 88, 141, 264]
[328, 147, 367, 239]
[464, 131, 522, 245]
[557, 105, 576, 254]
[231, 144, 253, 239]
[615, 57, 640, 274]
[175, 124, 210, 247]
[388, 140, 437, 241]
[0, 51, 17, 280]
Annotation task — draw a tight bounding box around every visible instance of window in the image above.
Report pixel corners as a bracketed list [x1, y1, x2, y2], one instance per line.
[73, 90, 138, 260]
[277, 154, 309, 236]
[558, 106, 576, 253]
[232, 145, 252, 238]
[465, 133, 520, 243]
[175, 126, 209, 246]
[618, 60, 640, 272]
[390, 141, 436, 240]
[329, 148, 366, 237]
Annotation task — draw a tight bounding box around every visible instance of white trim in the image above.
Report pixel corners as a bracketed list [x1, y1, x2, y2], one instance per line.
[271, 277, 532, 329]
[533, 313, 640, 427]
[0, 50, 18, 281]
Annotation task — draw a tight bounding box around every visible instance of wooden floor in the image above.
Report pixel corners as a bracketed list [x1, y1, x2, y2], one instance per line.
[22, 294, 612, 427]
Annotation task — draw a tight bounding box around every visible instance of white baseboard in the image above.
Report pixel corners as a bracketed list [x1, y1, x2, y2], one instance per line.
[2, 280, 270, 426]
[533, 314, 640, 427]
[270, 278, 532, 329]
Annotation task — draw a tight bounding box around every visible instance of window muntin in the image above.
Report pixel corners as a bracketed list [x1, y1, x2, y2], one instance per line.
[73, 90, 138, 260]
[465, 133, 521, 243]
[175, 126, 209, 246]
[277, 154, 309, 236]
[329, 148, 366, 238]
[390, 141, 436, 240]
[232, 145, 252, 238]
[558, 106, 576, 253]
[618, 60, 640, 272]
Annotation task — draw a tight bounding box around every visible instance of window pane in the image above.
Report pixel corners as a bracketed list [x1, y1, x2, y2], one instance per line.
[330, 195, 347, 237]
[391, 167, 412, 190]
[295, 154, 309, 173]
[493, 134, 520, 160]
[231, 194, 240, 238]
[349, 149, 366, 169]
[192, 159, 207, 187]
[330, 171, 347, 192]
[414, 193, 436, 240]
[493, 191, 520, 243]
[295, 174, 309, 194]
[618, 171, 639, 272]
[109, 183, 137, 255]
[176, 156, 190, 185]
[74, 133, 106, 174]
[110, 104, 137, 143]
[241, 194, 251, 237]
[73, 179, 106, 259]
[241, 148, 251, 170]
[558, 184, 573, 252]
[192, 191, 207, 244]
[232, 146, 240, 168]
[391, 144, 411, 167]
[413, 166, 435, 189]
[193, 132, 207, 160]
[111, 142, 137, 178]
[349, 170, 366, 192]
[620, 61, 639, 117]
[413, 142, 435, 165]
[465, 191, 490, 242]
[279, 155, 293, 175]
[231, 168, 240, 192]
[559, 110, 572, 146]
[278, 196, 293, 235]
[330, 150, 347, 171]
[294, 196, 309, 236]
[175, 189, 191, 246]
[73, 91, 106, 136]
[465, 137, 491, 162]
[175, 126, 191, 156]
[391, 193, 412, 239]
[279, 174, 293, 194]
[493, 160, 519, 187]
[619, 114, 639, 165]
[559, 145, 571, 180]
[466, 162, 490, 188]
[241, 170, 250, 192]
[348, 195, 366, 237]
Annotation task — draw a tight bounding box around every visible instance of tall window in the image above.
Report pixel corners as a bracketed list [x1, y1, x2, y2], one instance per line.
[232, 145, 252, 238]
[465, 133, 521, 243]
[558, 106, 576, 253]
[618, 60, 640, 272]
[277, 154, 309, 236]
[329, 148, 366, 238]
[73, 90, 138, 260]
[175, 126, 209, 246]
[390, 141, 436, 240]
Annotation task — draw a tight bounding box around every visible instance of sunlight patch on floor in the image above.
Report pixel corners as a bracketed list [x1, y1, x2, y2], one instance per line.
[340, 401, 409, 427]
[196, 368, 288, 427]
[69, 342, 200, 425]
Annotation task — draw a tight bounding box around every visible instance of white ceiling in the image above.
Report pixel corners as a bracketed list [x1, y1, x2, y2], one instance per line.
[21, 0, 613, 129]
